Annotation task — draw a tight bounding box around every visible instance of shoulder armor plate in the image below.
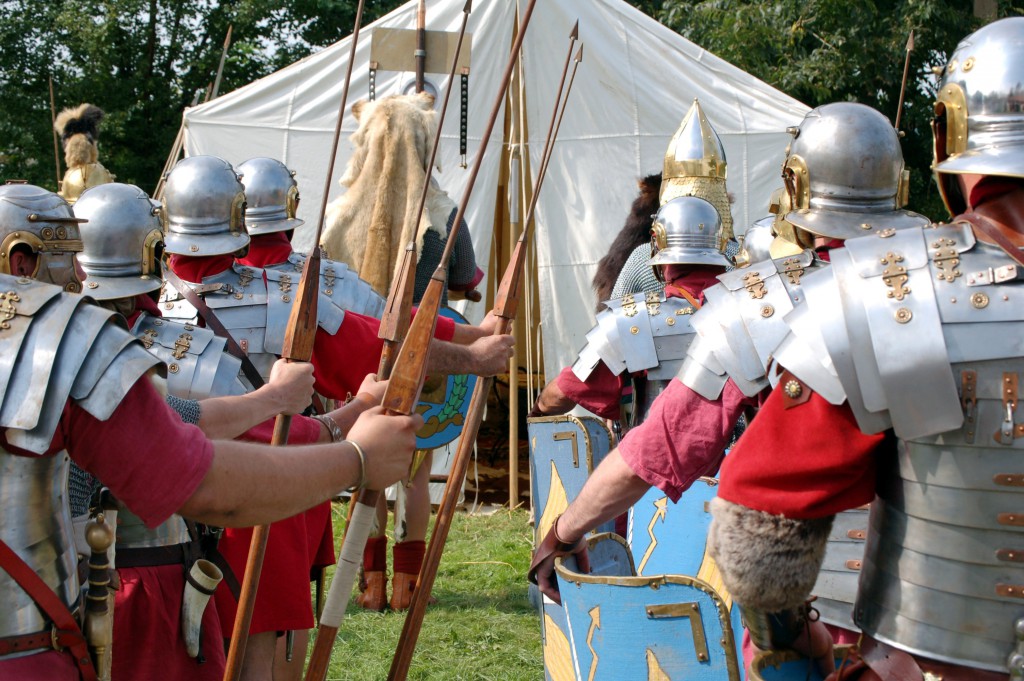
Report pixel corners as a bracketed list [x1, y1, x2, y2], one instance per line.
[0, 275, 159, 453]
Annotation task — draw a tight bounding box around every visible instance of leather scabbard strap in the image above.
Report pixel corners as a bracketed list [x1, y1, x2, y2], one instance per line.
[0, 538, 97, 681]
[960, 212, 1024, 267]
[115, 540, 201, 569]
[163, 268, 266, 390]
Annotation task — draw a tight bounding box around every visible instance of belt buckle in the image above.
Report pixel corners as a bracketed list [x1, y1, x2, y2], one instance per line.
[50, 626, 63, 652]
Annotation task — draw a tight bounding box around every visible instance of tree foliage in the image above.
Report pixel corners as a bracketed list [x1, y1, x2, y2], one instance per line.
[631, 0, 1024, 219]
[0, 0, 405, 193]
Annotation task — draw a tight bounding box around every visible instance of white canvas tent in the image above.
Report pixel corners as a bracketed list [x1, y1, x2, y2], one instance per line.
[184, 0, 809, 384]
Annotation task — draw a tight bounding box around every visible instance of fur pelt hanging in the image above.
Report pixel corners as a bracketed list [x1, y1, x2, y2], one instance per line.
[591, 173, 662, 312]
[321, 92, 454, 297]
[54, 103, 104, 168]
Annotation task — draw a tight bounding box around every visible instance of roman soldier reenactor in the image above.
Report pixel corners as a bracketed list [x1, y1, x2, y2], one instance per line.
[0, 182, 422, 680]
[53, 104, 114, 205]
[707, 17, 1024, 679]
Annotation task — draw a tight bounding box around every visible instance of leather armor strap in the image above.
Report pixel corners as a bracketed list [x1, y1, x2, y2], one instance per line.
[960, 212, 1024, 268]
[527, 517, 589, 586]
[0, 538, 97, 681]
[115, 540, 200, 569]
[163, 267, 266, 390]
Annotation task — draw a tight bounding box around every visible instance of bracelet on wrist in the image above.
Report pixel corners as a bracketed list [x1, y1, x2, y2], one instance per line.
[347, 440, 367, 490]
[312, 414, 344, 443]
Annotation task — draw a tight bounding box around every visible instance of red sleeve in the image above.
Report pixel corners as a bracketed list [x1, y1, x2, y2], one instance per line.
[238, 414, 322, 445]
[718, 384, 886, 519]
[65, 379, 214, 529]
[618, 378, 754, 502]
[409, 307, 455, 342]
[554, 364, 623, 421]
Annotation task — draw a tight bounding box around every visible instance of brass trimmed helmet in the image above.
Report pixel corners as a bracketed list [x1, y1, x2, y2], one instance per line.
[661, 99, 733, 239]
[933, 17, 1024, 215]
[650, 196, 730, 272]
[74, 183, 164, 301]
[779, 102, 929, 245]
[734, 216, 776, 267]
[237, 157, 304, 236]
[0, 183, 84, 293]
[162, 155, 248, 256]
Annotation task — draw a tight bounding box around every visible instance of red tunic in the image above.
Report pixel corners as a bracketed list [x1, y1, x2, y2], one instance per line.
[717, 386, 886, 519]
[618, 378, 759, 501]
[0, 379, 214, 680]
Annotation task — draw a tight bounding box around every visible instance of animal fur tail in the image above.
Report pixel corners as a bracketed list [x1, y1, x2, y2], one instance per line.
[55, 104, 104, 168]
[708, 497, 832, 613]
[591, 173, 662, 312]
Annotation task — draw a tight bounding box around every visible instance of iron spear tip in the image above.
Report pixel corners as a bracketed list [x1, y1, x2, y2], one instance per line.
[570, 20, 579, 41]
[463, 0, 472, 12]
[906, 29, 915, 52]
[575, 44, 583, 63]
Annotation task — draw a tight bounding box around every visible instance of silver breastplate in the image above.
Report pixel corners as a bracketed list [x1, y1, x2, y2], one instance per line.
[571, 291, 699, 383]
[0, 448, 79, 646]
[814, 224, 1024, 671]
[159, 264, 346, 385]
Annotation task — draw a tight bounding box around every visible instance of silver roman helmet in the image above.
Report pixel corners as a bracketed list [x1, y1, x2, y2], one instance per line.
[74, 183, 164, 301]
[162, 155, 248, 256]
[237, 157, 304, 236]
[0, 183, 84, 292]
[778, 102, 929, 247]
[933, 16, 1024, 215]
[649, 195, 730, 274]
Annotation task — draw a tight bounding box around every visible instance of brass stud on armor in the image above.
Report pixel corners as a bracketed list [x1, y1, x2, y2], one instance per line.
[878, 228, 896, 238]
[630, 326, 639, 335]
[282, 295, 291, 303]
[190, 245, 199, 252]
[971, 292, 990, 309]
[783, 380, 802, 399]
[962, 56, 975, 71]
[860, 223, 872, 230]
[666, 317, 676, 326]
[761, 305, 774, 318]
[168, 363, 180, 374]
[87, 281, 98, 289]
[894, 307, 913, 324]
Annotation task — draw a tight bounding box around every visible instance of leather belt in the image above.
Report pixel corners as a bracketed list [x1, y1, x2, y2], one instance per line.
[116, 540, 201, 569]
[0, 627, 86, 657]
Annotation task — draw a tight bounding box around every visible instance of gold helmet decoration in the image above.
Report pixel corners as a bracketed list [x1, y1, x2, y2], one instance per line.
[660, 99, 733, 240]
[53, 104, 115, 205]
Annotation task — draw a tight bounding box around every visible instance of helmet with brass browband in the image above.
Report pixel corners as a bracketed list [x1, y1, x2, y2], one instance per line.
[0, 183, 84, 292]
[74, 183, 165, 301]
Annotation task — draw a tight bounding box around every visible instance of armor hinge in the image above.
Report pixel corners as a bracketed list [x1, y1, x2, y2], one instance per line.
[622, 294, 638, 317]
[323, 267, 336, 296]
[997, 549, 1024, 562]
[139, 328, 158, 350]
[171, 333, 193, 360]
[930, 237, 962, 282]
[645, 291, 661, 316]
[995, 372, 1019, 445]
[880, 251, 911, 301]
[780, 258, 805, 285]
[961, 370, 978, 443]
[743, 271, 767, 299]
[237, 269, 255, 289]
[0, 291, 20, 331]
[997, 584, 1024, 599]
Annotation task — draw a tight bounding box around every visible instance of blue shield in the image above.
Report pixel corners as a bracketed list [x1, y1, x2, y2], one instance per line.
[528, 415, 616, 545]
[415, 306, 478, 450]
[627, 477, 719, 578]
[556, 533, 742, 681]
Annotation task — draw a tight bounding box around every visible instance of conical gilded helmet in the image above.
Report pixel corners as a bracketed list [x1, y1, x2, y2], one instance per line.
[661, 99, 733, 240]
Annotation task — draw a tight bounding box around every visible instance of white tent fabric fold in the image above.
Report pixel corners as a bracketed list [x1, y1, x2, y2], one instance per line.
[184, 0, 808, 381]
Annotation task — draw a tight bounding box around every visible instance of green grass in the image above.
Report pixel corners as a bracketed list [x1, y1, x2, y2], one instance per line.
[317, 502, 542, 680]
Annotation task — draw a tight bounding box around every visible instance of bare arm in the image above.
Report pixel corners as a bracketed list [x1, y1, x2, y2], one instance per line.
[427, 334, 514, 377]
[179, 406, 422, 527]
[530, 380, 577, 417]
[196, 359, 316, 439]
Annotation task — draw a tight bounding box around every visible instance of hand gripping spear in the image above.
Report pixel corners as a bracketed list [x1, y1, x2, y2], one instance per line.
[302, 4, 473, 680]
[388, 22, 583, 681]
[221, 2, 367, 680]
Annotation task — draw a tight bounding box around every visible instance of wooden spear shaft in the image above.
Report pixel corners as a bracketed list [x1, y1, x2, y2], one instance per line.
[387, 24, 582, 681]
[223, 2, 366, 679]
[894, 30, 914, 133]
[49, 76, 61, 188]
[305, 4, 473, 677]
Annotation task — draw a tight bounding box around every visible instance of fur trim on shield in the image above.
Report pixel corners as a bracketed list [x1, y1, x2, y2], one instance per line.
[591, 172, 662, 312]
[708, 497, 833, 612]
[320, 92, 448, 296]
